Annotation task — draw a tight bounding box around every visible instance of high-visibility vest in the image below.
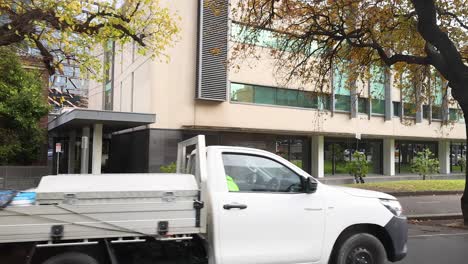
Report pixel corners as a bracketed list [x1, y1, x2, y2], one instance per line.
[226, 175, 240, 192]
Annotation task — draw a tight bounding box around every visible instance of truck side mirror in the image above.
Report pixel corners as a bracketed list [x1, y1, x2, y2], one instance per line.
[304, 177, 317, 194]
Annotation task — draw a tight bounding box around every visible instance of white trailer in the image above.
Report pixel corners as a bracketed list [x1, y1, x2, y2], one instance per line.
[0, 135, 407, 264]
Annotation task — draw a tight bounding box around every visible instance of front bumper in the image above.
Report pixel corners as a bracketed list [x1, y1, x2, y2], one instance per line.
[384, 216, 408, 262]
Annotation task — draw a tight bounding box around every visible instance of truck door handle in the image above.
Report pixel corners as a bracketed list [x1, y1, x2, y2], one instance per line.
[223, 203, 247, 210]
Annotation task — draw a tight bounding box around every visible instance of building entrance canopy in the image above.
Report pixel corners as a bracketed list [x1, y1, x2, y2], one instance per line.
[48, 108, 155, 175]
[48, 109, 155, 133]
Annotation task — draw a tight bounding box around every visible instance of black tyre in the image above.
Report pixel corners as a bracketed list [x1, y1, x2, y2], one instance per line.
[42, 252, 99, 264]
[335, 233, 386, 264]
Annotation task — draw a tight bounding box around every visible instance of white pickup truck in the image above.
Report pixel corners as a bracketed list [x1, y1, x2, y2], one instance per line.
[0, 135, 407, 264]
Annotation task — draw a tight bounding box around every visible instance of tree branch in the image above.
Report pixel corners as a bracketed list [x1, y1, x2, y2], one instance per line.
[412, 0, 467, 85]
[436, 7, 468, 30]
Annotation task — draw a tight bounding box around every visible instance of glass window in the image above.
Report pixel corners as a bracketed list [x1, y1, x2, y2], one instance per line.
[231, 23, 279, 49]
[335, 94, 351, 112]
[230, 83, 332, 111]
[370, 66, 385, 116]
[432, 105, 442, 120]
[403, 103, 416, 117]
[231, 83, 254, 103]
[104, 41, 114, 83]
[324, 138, 383, 175]
[277, 89, 299, 107]
[459, 109, 465, 123]
[423, 105, 430, 119]
[254, 86, 276, 105]
[333, 64, 351, 112]
[358, 98, 368, 114]
[104, 82, 112, 110]
[231, 23, 319, 52]
[450, 143, 466, 173]
[371, 99, 385, 115]
[433, 76, 444, 106]
[393, 102, 401, 117]
[275, 138, 307, 169]
[370, 66, 385, 98]
[324, 142, 351, 175]
[449, 108, 459, 121]
[320, 94, 331, 110]
[395, 141, 438, 174]
[431, 75, 444, 120]
[222, 153, 304, 193]
[103, 40, 114, 110]
[298, 91, 317, 108]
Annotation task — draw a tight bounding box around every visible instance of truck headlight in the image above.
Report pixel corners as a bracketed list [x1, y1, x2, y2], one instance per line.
[380, 199, 403, 217]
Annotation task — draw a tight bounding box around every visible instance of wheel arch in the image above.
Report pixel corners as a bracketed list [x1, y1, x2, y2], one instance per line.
[327, 223, 395, 264]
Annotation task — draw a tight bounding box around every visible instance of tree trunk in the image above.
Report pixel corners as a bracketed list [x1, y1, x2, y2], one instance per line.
[461, 105, 468, 225]
[448, 82, 468, 225]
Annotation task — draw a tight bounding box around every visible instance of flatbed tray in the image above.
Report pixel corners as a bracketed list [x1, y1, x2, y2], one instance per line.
[0, 174, 202, 243]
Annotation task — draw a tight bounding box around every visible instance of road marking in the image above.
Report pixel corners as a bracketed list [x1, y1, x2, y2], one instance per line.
[410, 233, 468, 238]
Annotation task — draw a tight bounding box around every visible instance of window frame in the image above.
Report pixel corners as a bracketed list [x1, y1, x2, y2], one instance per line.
[221, 152, 307, 194]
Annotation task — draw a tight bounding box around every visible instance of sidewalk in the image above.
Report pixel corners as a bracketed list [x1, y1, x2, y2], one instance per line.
[398, 194, 463, 219]
[320, 173, 465, 185]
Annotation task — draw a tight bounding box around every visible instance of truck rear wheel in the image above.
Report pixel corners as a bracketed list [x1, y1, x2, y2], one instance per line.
[334, 233, 386, 264]
[42, 252, 99, 264]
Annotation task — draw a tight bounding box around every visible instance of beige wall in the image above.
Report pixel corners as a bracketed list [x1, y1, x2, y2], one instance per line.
[87, 45, 105, 110]
[86, 1, 466, 141]
[191, 102, 466, 140]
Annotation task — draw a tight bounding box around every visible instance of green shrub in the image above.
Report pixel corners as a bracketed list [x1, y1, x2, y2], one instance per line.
[0, 47, 50, 165]
[411, 148, 439, 180]
[458, 156, 466, 172]
[160, 162, 177, 173]
[346, 151, 369, 184]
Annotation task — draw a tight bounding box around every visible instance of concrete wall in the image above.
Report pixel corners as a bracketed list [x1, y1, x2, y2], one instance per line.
[0, 166, 48, 189]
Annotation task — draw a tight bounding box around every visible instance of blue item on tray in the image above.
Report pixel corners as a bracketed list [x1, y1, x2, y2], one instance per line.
[11, 192, 36, 206]
[0, 190, 36, 208]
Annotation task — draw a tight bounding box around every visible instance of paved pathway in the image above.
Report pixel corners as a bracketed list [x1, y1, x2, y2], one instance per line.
[398, 194, 462, 217]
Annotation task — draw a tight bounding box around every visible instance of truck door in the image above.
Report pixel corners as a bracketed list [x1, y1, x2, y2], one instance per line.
[214, 152, 326, 264]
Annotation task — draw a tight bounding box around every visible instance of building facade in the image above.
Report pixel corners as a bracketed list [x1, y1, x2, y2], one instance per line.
[87, 0, 466, 177]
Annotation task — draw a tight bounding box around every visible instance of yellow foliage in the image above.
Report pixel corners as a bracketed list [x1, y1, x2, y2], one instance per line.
[0, 0, 180, 79]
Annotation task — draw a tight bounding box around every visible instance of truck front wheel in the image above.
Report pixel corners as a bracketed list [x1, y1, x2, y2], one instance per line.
[334, 233, 386, 264]
[42, 252, 99, 264]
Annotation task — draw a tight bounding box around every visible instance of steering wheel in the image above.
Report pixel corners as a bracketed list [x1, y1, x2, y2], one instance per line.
[267, 178, 281, 192]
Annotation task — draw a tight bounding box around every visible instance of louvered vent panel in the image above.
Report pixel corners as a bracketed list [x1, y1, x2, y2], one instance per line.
[196, 0, 228, 101]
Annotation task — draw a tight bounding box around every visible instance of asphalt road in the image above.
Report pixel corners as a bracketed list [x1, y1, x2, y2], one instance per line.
[398, 194, 462, 216]
[390, 224, 468, 264]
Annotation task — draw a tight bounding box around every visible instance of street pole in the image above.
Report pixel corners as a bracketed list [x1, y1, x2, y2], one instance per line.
[56, 152, 60, 175]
